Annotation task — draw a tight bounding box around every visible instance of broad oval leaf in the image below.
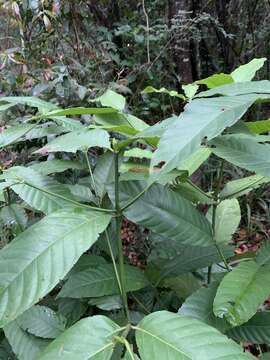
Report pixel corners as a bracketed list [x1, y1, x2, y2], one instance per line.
[213, 261, 270, 326]
[58, 263, 149, 298]
[210, 136, 270, 177]
[135, 311, 254, 359]
[35, 315, 120, 360]
[0, 208, 111, 327]
[17, 305, 66, 339]
[37, 129, 111, 154]
[110, 182, 213, 247]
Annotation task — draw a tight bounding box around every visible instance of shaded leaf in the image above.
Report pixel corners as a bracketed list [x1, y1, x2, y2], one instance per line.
[4, 321, 49, 360]
[17, 305, 66, 339]
[213, 261, 270, 326]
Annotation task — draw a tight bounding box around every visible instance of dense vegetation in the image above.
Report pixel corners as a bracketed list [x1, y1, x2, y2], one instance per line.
[1, 1, 270, 359]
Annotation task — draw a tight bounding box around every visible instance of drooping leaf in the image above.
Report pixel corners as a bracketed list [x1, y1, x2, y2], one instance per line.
[4, 320, 50, 360]
[0, 124, 36, 149]
[196, 73, 234, 88]
[213, 261, 270, 326]
[227, 312, 270, 344]
[17, 305, 66, 339]
[210, 136, 270, 177]
[231, 58, 266, 82]
[0, 208, 111, 327]
[246, 119, 270, 134]
[0, 96, 58, 113]
[135, 311, 254, 359]
[220, 175, 270, 199]
[29, 159, 85, 175]
[1, 166, 79, 214]
[151, 93, 270, 175]
[109, 181, 213, 247]
[178, 282, 229, 332]
[36, 129, 111, 154]
[207, 199, 241, 244]
[93, 152, 115, 198]
[58, 264, 149, 298]
[35, 315, 120, 360]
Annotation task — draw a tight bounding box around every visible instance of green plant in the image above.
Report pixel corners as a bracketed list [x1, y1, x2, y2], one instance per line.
[0, 59, 270, 359]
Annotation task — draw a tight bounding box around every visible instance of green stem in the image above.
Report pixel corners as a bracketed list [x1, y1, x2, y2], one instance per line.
[20, 181, 114, 214]
[212, 160, 231, 272]
[114, 152, 130, 322]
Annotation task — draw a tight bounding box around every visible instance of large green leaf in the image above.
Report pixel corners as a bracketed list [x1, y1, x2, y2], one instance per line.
[0, 124, 36, 149]
[207, 199, 241, 244]
[35, 315, 120, 360]
[135, 311, 254, 359]
[231, 58, 266, 82]
[151, 93, 270, 175]
[210, 136, 270, 177]
[227, 312, 270, 344]
[29, 159, 85, 175]
[58, 264, 149, 298]
[0, 208, 111, 327]
[37, 129, 111, 154]
[213, 261, 270, 326]
[1, 166, 79, 214]
[4, 320, 50, 360]
[197, 80, 270, 97]
[0, 96, 58, 113]
[97, 89, 126, 111]
[17, 305, 66, 339]
[178, 282, 229, 332]
[220, 175, 270, 199]
[110, 182, 213, 247]
[161, 273, 200, 299]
